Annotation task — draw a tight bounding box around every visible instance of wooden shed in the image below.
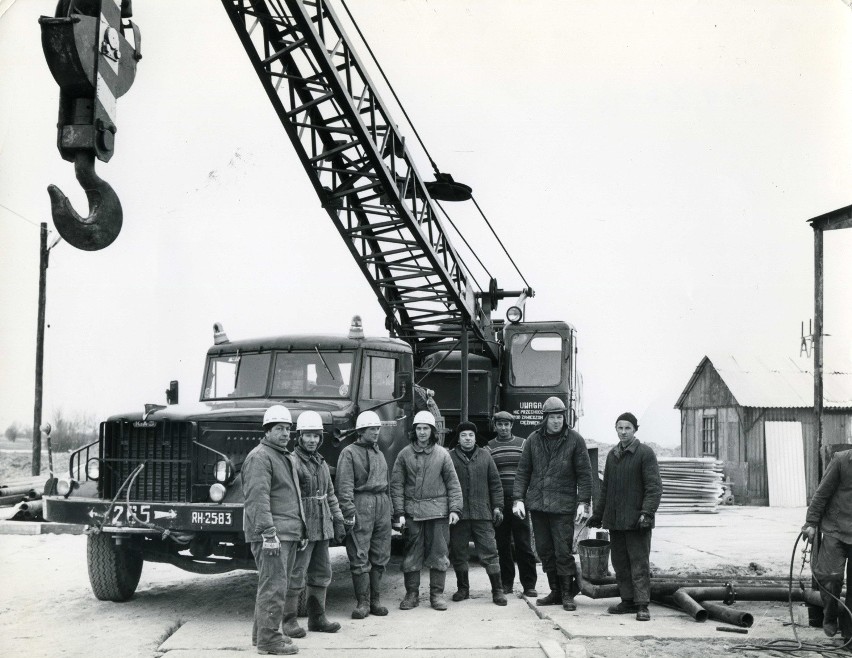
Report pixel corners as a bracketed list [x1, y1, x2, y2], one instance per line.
[675, 355, 852, 506]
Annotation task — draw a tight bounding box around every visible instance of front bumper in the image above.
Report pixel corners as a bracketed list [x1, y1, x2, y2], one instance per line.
[44, 496, 243, 533]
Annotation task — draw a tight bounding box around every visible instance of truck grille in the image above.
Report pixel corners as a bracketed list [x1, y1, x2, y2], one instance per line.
[101, 420, 194, 502]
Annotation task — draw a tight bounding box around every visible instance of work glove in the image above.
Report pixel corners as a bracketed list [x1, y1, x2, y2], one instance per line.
[802, 524, 817, 543]
[512, 500, 526, 520]
[343, 516, 356, 535]
[392, 514, 406, 531]
[574, 503, 591, 524]
[637, 514, 652, 530]
[261, 531, 281, 557]
[492, 508, 504, 526]
[298, 538, 308, 551]
[333, 520, 347, 544]
[587, 515, 602, 529]
[449, 512, 460, 526]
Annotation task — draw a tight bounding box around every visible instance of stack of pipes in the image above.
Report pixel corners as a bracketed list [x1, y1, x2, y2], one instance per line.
[656, 457, 724, 514]
[0, 476, 46, 521]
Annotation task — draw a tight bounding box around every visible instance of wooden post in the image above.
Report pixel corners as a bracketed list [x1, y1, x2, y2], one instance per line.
[32, 223, 48, 475]
[806, 202, 852, 481]
[813, 225, 824, 479]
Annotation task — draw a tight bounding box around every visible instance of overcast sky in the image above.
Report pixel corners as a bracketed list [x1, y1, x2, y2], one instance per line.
[1, 0, 851, 448]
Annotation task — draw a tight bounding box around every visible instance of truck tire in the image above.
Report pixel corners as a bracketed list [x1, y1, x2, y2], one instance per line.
[87, 533, 143, 602]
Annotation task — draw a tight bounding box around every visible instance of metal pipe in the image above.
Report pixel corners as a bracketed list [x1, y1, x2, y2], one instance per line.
[0, 486, 38, 498]
[666, 586, 822, 622]
[702, 602, 753, 628]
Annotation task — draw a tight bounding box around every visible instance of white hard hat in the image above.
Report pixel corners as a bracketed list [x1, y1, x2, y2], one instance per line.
[413, 410, 436, 428]
[263, 405, 292, 428]
[296, 410, 324, 432]
[356, 410, 382, 430]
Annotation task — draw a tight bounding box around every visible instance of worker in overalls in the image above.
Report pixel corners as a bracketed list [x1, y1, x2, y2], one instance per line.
[242, 405, 304, 656]
[390, 410, 463, 611]
[283, 411, 346, 638]
[803, 448, 852, 643]
[335, 410, 393, 619]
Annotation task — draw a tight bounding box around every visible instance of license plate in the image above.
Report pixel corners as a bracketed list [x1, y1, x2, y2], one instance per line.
[190, 510, 233, 526]
[109, 503, 154, 525]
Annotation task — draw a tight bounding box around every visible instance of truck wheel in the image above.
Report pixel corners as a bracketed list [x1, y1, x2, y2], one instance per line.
[87, 533, 143, 602]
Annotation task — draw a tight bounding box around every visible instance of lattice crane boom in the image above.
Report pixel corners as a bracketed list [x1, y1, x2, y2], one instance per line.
[222, 0, 492, 353]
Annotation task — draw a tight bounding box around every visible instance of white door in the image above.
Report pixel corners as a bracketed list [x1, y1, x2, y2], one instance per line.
[764, 421, 806, 507]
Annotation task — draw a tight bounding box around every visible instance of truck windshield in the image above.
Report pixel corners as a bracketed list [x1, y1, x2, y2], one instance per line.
[270, 351, 354, 399]
[509, 332, 563, 386]
[203, 353, 272, 399]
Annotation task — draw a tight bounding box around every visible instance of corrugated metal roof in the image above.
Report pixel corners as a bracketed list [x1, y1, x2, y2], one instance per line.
[677, 355, 852, 409]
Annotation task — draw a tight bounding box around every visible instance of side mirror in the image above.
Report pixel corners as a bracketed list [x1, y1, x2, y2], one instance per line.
[395, 376, 410, 400]
[166, 380, 179, 405]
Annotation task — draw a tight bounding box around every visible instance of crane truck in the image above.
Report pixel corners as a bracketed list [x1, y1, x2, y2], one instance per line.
[40, 0, 590, 602]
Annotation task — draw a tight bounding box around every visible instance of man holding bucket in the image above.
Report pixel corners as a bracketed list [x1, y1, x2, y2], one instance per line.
[588, 412, 662, 622]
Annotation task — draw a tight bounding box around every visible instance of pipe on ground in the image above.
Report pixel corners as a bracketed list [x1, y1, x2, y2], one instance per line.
[702, 601, 753, 627]
[668, 586, 822, 621]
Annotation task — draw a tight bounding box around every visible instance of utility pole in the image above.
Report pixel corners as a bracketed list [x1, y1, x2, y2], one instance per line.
[32, 223, 48, 475]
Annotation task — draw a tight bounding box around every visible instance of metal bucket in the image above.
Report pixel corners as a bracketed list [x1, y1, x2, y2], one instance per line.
[577, 538, 611, 581]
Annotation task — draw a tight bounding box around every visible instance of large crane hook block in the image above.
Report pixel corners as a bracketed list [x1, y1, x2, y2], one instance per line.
[40, 0, 140, 250]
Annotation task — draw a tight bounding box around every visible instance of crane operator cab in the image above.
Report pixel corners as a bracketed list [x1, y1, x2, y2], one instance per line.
[416, 320, 579, 445]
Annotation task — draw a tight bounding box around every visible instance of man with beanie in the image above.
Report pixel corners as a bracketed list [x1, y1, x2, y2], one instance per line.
[488, 411, 538, 597]
[801, 448, 852, 642]
[449, 421, 507, 606]
[390, 410, 463, 611]
[513, 397, 592, 612]
[242, 405, 305, 656]
[589, 412, 662, 622]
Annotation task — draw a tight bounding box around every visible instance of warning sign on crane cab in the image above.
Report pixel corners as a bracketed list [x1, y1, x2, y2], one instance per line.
[513, 400, 544, 428]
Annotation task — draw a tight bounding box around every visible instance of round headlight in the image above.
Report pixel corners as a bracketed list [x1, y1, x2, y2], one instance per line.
[214, 460, 231, 483]
[209, 483, 226, 503]
[86, 458, 100, 481]
[56, 478, 72, 496]
[506, 306, 522, 323]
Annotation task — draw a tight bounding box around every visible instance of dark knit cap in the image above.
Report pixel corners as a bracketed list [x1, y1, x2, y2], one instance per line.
[615, 412, 639, 430]
[456, 421, 478, 435]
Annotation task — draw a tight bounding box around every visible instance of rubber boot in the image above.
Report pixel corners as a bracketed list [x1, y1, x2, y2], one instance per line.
[559, 574, 576, 611]
[369, 569, 388, 616]
[429, 569, 448, 611]
[451, 569, 470, 602]
[351, 572, 371, 620]
[306, 585, 341, 633]
[257, 644, 298, 655]
[536, 571, 561, 606]
[488, 572, 508, 606]
[399, 571, 420, 610]
[282, 589, 306, 639]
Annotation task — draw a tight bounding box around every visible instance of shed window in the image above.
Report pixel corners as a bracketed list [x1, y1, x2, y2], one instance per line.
[701, 416, 717, 456]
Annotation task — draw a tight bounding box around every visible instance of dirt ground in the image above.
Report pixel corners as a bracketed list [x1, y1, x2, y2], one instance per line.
[0, 507, 848, 658]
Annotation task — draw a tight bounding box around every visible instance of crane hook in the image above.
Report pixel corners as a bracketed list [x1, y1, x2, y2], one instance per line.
[47, 151, 123, 251]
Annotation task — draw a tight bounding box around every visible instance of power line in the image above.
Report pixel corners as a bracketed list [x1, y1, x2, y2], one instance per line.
[0, 202, 42, 229]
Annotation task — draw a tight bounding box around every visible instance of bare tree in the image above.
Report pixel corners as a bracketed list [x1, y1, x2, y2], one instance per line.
[49, 409, 98, 453]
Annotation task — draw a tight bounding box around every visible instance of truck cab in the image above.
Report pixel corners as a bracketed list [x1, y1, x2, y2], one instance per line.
[44, 322, 416, 601]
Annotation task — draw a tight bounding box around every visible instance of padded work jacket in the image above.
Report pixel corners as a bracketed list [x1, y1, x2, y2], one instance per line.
[513, 426, 592, 514]
[390, 441, 462, 521]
